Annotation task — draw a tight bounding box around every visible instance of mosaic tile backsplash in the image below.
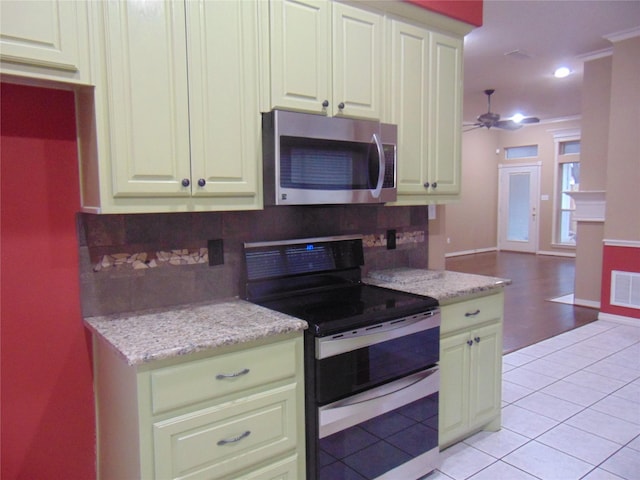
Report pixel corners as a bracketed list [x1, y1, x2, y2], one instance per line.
[78, 205, 430, 317]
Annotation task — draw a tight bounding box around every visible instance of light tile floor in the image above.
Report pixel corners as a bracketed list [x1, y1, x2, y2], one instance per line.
[431, 320, 640, 480]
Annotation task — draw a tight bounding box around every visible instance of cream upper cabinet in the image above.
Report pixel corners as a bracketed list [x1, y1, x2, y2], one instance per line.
[100, 0, 191, 198]
[186, 0, 261, 201]
[269, 0, 382, 119]
[429, 32, 462, 196]
[388, 19, 431, 198]
[331, 2, 383, 119]
[79, 0, 262, 213]
[388, 19, 462, 204]
[0, 0, 91, 84]
[269, 0, 331, 114]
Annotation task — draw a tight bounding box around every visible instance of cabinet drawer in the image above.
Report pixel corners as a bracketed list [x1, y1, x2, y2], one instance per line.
[151, 339, 297, 414]
[153, 384, 298, 480]
[441, 293, 503, 335]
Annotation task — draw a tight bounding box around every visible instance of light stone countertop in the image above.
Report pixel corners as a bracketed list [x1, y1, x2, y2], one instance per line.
[84, 299, 307, 366]
[365, 268, 510, 304]
[85, 270, 509, 366]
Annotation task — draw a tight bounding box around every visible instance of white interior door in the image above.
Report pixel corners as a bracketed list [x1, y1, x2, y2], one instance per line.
[498, 164, 540, 253]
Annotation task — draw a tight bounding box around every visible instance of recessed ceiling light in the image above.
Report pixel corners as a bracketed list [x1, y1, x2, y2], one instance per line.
[554, 67, 571, 78]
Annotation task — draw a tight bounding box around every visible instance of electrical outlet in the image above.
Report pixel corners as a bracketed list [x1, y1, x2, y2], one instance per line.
[208, 239, 224, 266]
[387, 230, 396, 250]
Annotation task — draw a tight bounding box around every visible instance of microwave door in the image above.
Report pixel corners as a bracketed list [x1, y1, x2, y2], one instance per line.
[370, 133, 385, 199]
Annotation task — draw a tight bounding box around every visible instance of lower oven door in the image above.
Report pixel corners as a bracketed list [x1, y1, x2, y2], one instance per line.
[318, 366, 439, 480]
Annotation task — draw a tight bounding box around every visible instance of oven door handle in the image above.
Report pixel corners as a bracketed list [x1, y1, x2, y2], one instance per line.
[316, 311, 440, 359]
[328, 366, 437, 409]
[318, 366, 439, 438]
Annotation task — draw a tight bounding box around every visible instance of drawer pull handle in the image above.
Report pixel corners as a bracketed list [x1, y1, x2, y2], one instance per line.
[465, 309, 481, 317]
[217, 430, 251, 446]
[216, 368, 250, 380]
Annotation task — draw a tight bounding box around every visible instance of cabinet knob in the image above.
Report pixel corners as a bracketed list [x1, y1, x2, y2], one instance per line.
[322, 100, 329, 108]
[432, 182, 438, 189]
[474, 337, 481, 343]
[198, 178, 206, 187]
[467, 340, 473, 347]
[424, 182, 430, 189]
[338, 102, 345, 110]
[181, 178, 190, 187]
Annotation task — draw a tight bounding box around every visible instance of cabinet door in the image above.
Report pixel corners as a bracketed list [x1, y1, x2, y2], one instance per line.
[0, 0, 90, 84]
[439, 330, 471, 446]
[429, 32, 462, 195]
[270, 0, 331, 114]
[468, 322, 502, 429]
[101, 0, 191, 197]
[389, 20, 431, 195]
[186, 0, 261, 206]
[332, 3, 382, 119]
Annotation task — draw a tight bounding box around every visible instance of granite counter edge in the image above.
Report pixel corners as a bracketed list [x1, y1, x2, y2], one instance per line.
[84, 299, 308, 366]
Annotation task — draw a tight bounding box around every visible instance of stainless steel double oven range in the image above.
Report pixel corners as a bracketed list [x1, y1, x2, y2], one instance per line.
[243, 236, 441, 480]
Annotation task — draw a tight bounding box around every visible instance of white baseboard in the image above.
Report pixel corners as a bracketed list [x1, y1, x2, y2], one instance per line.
[537, 250, 576, 258]
[445, 247, 497, 258]
[598, 312, 640, 326]
[573, 297, 601, 309]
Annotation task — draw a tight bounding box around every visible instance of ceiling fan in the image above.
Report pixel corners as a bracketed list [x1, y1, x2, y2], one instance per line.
[464, 89, 540, 132]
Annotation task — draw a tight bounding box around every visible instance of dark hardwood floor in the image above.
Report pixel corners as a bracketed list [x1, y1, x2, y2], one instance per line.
[445, 251, 599, 354]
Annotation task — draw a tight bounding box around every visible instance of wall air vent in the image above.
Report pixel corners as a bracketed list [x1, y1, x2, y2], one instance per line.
[611, 270, 640, 310]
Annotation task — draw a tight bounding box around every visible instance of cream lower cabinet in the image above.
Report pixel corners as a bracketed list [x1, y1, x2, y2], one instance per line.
[388, 19, 462, 204]
[439, 292, 504, 448]
[269, 0, 382, 119]
[94, 334, 305, 480]
[0, 0, 91, 84]
[79, 0, 262, 213]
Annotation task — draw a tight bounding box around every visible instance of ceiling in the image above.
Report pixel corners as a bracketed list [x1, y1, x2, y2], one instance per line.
[462, 0, 640, 126]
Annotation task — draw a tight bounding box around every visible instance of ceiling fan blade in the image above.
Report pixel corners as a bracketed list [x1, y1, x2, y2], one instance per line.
[519, 117, 540, 124]
[494, 120, 523, 131]
[463, 125, 484, 132]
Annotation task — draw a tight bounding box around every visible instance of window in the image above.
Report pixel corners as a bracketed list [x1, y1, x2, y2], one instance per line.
[505, 145, 538, 159]
[555, 138, 580, 245]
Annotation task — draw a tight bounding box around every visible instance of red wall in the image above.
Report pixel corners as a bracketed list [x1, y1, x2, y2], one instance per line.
[405, 0, 483, 26]
[1, 83, 95, 479]
[600, 245, 640, 320]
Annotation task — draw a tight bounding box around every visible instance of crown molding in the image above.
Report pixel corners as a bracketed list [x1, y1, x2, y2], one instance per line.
[604, 26, 640, 43]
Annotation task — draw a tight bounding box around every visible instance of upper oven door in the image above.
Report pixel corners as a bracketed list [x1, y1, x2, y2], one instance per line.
[315, 310, 440, 405]
[263, 110, 397, 205]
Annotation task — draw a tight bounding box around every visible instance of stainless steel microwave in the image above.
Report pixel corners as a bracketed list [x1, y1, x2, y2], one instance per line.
[262, 110, 397, 205]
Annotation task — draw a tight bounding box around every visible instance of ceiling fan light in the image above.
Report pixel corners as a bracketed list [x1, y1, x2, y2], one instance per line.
[554, 67, 571, 78]
[512, 113, 524, 123]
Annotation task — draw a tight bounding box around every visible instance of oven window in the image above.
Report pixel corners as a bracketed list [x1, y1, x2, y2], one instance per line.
[319, 391, 438, 479]
[315, 327, 439, 405]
